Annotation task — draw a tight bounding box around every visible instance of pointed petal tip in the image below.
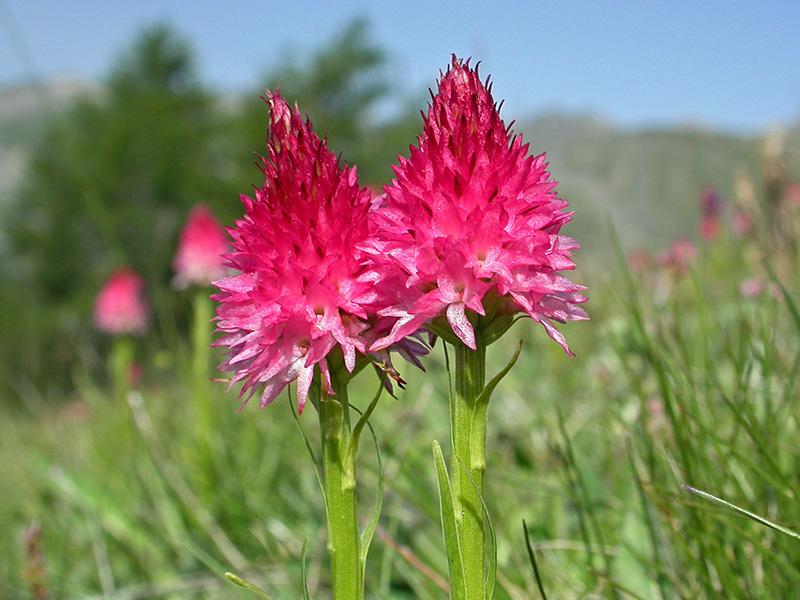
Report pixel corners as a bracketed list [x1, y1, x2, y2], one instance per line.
[446, 302, 476, 350]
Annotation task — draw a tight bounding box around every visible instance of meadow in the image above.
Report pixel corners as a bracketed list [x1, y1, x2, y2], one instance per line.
[2, 21, 800, 600]
[4, 191, 800, 598]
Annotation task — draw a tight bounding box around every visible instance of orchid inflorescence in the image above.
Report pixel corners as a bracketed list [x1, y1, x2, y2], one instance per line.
[94, 56, 587, 600]
[207, 56, 587, 600]
[213, 57, 586, 412]
[173, 204, 228, 289]
[94, 268, 149, 335]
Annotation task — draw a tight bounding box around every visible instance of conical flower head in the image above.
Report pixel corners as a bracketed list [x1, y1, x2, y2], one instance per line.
[368, 57, 587, 353]
[94, 268, 148, 335]
[173, 204, 228, 288]
[212, 91, 381, 412]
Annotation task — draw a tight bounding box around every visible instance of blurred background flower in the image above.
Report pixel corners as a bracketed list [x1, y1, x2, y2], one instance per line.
[698, 186, 724, 241]
[93, 268, 148, 335]
[172, 204, 228, 288]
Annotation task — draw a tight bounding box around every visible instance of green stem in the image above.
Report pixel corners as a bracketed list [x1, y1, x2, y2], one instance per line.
[192, 291, 212, 388]
[319, 376, 362, 600]
[110, 336, 134, 402]
[192, 290, 213, 433]
[451, 342, 487, 599]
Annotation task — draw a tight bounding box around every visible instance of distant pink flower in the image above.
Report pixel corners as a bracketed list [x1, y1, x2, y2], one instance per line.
[627, 249, 652, 274]
[739, 278, 763, 298]
[699, 217, 720, 240]
[213, 92, 403, 412]
[699, 187, 723, 241]
[365, 57, 587, 354]
[94, 269, 148, 335]
[657, 238, 697, 273]
[127, 362, 143, 387]
[173, 205, 228, 288]
[731, 210, 753, 237]
[785, 183, 800, 208]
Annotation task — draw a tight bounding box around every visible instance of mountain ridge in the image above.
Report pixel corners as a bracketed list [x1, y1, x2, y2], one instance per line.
[2, 79, 797, 252]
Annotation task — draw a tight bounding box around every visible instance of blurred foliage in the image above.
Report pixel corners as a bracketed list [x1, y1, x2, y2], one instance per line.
[0, 20, 420, 400]
[232, 18, 421, 186]
[12, 24, 220, 299]
[2, 197, 800, 597]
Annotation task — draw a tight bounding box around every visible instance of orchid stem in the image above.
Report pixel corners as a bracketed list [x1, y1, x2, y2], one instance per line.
[192, 290, 213, 436]
[110, 336, 134, 402]
[319, 376, 362, 600]
[451, 341, 487, 599]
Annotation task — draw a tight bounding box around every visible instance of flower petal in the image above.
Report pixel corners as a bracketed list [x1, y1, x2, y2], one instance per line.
[446, 302, 476, 349]
[296, 364, 315, 414]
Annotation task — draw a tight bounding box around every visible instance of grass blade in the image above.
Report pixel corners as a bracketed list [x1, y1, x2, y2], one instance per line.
[224, 572, 273, 599]
[683, 485, 800, 541]
[300, 538, 311, 600]
[522, 520, 548, 600]
[289, 389, 326, 510]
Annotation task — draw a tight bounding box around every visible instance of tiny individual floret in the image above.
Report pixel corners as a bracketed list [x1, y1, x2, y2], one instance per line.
[173, 204, 228, 288]
[366, 57, 587, 353]
[94, 269, 149, 335]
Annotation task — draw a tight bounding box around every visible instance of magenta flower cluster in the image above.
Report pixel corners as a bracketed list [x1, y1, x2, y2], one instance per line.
[95, 204, 228, 336]
[213, 57, 588, 411]
[366, 58, 587, 353]
[173, 204, 229, 288]
[212, 91, 394, 411]
[94, 268, 149, 335]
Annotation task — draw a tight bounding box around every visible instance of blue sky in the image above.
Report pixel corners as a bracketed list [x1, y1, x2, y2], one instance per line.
[1, 1, 799, 131]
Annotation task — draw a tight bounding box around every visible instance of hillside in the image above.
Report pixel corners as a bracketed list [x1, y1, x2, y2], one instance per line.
[520, 114, 763, 252]
[1, 79, 796, 254]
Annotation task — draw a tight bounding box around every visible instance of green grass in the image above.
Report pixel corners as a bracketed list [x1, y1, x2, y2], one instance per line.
[2, 226, 800, 599]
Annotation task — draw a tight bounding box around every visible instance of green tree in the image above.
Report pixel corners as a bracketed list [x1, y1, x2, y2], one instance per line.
[10, 23, 235, 301]
[3, 24, 240, 394]
[1, 19, 422, 398]
[233, 18, 421, 187]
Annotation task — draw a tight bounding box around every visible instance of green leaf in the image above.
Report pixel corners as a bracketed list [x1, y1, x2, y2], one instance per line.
[683, 485, 800, 541]
[522, 520, 548, 600]
[432, 440, 467, 600]
[469, 340, 523, 470]
[485, 509, 497, 600]
[288, 388, 326, 511]
[45, 465, 162, 559]
[358, 403, 384, 579]
[343, 382, 383, 490]
[224, 572, 273, 599]
[766, 264, 800, 334]
[457, 456, 497, 600]
[300, 538, 311, 600]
